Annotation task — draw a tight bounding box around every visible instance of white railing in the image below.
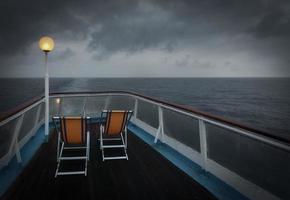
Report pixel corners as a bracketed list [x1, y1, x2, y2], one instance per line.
[0, 98, 44, 169]
[0, 91, 289, 200]
[50, 92, 289, 200]
[132, 95, 287, 200]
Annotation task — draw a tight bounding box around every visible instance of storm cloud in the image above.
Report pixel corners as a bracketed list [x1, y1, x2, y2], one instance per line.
[0, 0, 289, 77]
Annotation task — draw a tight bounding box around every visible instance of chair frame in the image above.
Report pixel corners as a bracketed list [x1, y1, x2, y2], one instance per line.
[99, 110, 133, 161]
[52, 116, 90, 177]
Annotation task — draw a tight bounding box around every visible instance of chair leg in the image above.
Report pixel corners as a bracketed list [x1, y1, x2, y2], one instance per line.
[56, 143, 89, 177]
[57, 132, 61, 161]
[124, 148, 128, 160]
[99, 125, 103, 150]
[121, 132, 128, 160]
[55, 162, 60, 178]
[100, 125, 105, 161]
[87, 131, 90, 161]
[101, 133, 128, 161]
[55, 142, 64, 178]
[101, 149, 105, 161]
[85, 157, 88, 176]
[125, 128, 128, 149]
[59, 142, 64, 162]
[121, 133, 128, 155]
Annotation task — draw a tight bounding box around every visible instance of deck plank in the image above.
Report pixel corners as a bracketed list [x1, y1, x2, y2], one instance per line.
[1, 124, 217, 200]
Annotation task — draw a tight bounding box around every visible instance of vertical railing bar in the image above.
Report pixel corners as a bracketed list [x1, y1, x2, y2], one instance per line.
[15, 141, 22, 163]
[57, 131, 61, 162]
[32, 104, 42, 137]
[154, 127, 161, 144]
[133, 98, 138, 119]
[10, 114, 24, 163]
[160, 107, 164, 142]
[82, 97, 87, 116]
[199, 119, 208, 171]
[104, 95, 110, 110]
[154, 106, 164, 144]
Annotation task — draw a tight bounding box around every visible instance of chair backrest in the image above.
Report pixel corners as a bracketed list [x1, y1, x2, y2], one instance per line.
[53, 117, 88, 144]
[102, 110, 132, 136]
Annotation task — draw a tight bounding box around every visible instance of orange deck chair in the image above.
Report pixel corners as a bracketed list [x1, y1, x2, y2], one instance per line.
[100, 110, 133, 161]
[52, 116, 90, 177]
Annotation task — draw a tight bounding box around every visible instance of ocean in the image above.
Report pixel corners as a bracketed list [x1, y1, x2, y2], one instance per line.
[0, 78, 289, 140]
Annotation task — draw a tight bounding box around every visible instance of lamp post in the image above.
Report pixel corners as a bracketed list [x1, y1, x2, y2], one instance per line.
[39, 36, 55, 138]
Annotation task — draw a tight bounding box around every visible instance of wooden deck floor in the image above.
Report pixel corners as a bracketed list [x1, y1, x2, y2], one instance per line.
[1, 124, 217, 200]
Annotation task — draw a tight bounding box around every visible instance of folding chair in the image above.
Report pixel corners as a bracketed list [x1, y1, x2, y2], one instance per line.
[52, 116, 90, 177]
[99, 110, 133, 161]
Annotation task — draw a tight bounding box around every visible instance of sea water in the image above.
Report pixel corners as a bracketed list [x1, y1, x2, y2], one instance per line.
[0, 78, 289, 140]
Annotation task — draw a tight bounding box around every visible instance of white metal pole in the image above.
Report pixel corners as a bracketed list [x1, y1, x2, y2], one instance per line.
[133, 98, 138, 118]
[154, 106, 164, 143]
[12, 115, 24, 163]
[45, 52, 49, 138]
[199, 119, 208, 172]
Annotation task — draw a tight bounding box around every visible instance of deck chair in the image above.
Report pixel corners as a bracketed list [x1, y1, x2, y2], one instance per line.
[100, 110, 133, 161]
[52, 116, 90, 177]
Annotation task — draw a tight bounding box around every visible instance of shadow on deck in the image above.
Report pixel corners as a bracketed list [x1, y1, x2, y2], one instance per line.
[1, 124, 217, 200]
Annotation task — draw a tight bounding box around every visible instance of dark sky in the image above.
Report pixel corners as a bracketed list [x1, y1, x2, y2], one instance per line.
[0, 0, 290, 77]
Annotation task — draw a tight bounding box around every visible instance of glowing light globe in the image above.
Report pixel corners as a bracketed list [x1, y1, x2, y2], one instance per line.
[39, 36, 55, 52]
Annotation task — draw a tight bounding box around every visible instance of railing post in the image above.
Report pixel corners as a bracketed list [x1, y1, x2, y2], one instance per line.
[154, 106, 164, 143]
[133, 98, 138, 119]
[10, 115, 24, 163]
[82, 97, 87, 116]
[32, 103, 42, 136]
[199, 119, 208, 171]
[14, 141, 22, 163]
[104, 96, 110, 110]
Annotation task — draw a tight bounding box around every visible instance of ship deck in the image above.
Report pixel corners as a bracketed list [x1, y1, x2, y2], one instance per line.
[0, 123, 216, 200]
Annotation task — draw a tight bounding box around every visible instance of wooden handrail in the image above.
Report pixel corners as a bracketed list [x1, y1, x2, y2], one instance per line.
[0, 95, 44, 122]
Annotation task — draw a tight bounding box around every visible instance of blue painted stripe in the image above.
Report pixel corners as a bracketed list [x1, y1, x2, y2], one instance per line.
[0, 125, 46, 195]
[127, 122, 249, 200]
[1, 120, 248, 200]
[0, 118, 102, 196]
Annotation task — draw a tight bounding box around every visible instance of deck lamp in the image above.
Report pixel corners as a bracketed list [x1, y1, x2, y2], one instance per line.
[39, 36, 55, 138]
[55, 98, 61, 104]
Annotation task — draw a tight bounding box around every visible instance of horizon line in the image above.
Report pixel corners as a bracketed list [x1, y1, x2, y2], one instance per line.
[1, 76, 290, 79]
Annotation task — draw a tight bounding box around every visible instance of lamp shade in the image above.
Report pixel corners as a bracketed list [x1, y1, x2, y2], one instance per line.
[39, 36, 55, 52]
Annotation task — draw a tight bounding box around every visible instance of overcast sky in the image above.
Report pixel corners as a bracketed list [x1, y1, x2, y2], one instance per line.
[0, 0, 289, 77]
